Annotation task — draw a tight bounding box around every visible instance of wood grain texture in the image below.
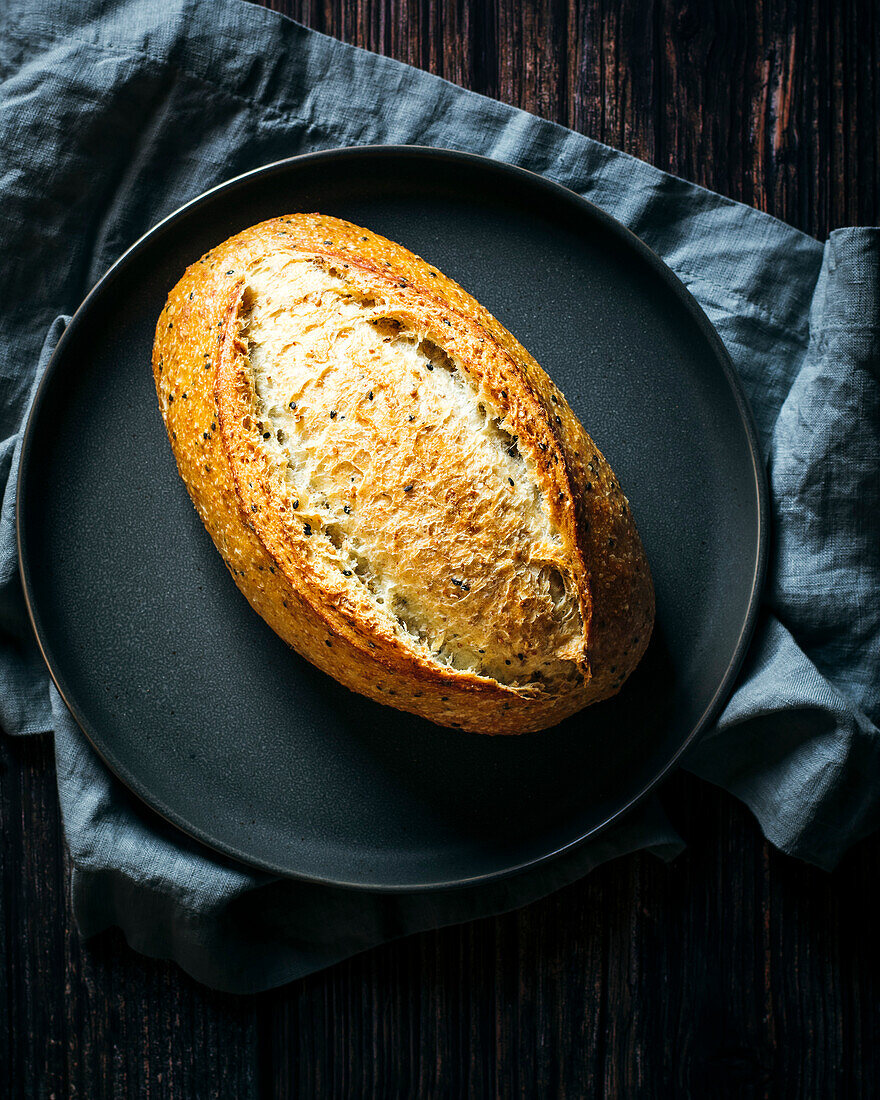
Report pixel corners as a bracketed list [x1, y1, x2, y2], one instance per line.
[3, 1, 879, 1096]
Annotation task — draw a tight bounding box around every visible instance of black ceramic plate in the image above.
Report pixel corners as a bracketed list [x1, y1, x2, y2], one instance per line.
[18, 147, 766, 890]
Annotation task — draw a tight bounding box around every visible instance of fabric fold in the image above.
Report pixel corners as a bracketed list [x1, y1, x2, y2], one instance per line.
[686, 228, 880, 868]
[0, 316, 67, 736]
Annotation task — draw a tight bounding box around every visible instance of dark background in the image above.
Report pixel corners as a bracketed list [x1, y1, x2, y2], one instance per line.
[2, 1, 878, 1096]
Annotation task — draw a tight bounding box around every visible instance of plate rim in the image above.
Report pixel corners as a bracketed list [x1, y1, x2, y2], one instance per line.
[16, 145, 769, 891]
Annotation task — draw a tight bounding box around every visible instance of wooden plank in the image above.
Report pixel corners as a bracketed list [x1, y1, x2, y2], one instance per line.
[1, 735, 70, 1098]
[0, 732, 262, 1099]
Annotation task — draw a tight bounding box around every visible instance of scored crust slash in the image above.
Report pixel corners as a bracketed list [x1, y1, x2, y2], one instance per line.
[152, 213, 654, 734]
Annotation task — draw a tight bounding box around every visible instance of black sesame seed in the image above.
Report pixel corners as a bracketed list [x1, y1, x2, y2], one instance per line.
[292, 499, 299, 509]
[555, 415, 562, 425]
[212, 423, 216, 431]
[441, 696, 449, 702]
[263, 431, 271, 439]
[403, 483, 414, 492]
[323, 239, 332, 245]
[343, 504, 351, 515]
[203, 432, 208, 440]
[538, 442, 547, 452]
[551, 395, 558, 404]
[226, 269, 235, 275]
[167, 321, 173, 329]
[251, 505, 258, 512]
[189, 292, 193, 299]
[329, 410, 337, 419]
[368, 391, 374, 400]
[408, 415, 415, 422]
[361, 236, 368, 240]
[426, 363, 433, 370]
[303, 523, 312, 536]
[325, 639, 332, 647]
[451, 578, 462, 587]
[343, 569, 352, 576]
[461, 583, 470, 591]
[289, 401, 296, 410]
[505, 659, 511, 665]
[508, 477, 514, 486]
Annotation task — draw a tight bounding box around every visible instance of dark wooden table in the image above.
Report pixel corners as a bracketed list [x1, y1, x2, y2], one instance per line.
[3, 1, 878, 1096]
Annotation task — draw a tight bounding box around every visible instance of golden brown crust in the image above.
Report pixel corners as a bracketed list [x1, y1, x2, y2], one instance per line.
[152, 214, 654, 733]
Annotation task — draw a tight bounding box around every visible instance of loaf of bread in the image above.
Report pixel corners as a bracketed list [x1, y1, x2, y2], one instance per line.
[152, 214, 654, 734]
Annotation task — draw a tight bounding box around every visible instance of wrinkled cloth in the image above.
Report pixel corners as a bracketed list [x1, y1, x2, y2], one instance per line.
[1, 0, 878, 993]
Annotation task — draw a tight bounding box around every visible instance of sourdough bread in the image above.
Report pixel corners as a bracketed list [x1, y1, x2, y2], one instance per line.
[152, 214, 654, 734]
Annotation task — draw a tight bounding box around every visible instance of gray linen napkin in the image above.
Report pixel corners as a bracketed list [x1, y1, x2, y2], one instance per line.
[1, 0, 878, 992]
